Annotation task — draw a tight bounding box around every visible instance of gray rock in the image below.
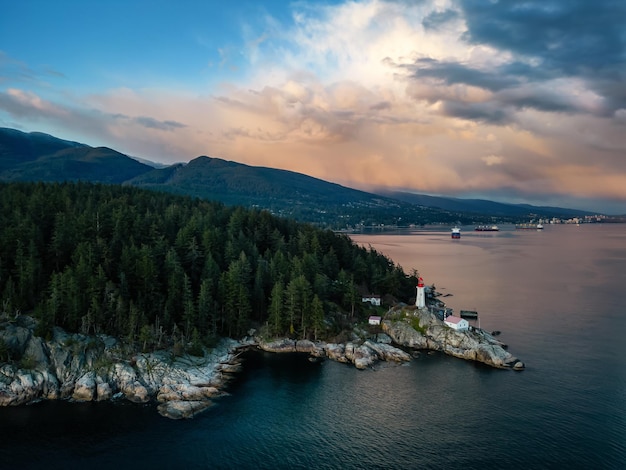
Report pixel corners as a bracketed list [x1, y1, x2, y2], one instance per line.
[96, 377, 113, 401]
[324, 343, 348, 363]
[374, 333, 392, 344]
[157, 400, 215, 419]
[72, 371, 96, 402]
[23, 336, 50, 367]
[352, 344, 377, 369]
[157, 384, 221, 402]
[363, 340, 411, 363]
[258, 338, 296, 353]
[295, 340, 315, 353]
[0, 325, 32, 357]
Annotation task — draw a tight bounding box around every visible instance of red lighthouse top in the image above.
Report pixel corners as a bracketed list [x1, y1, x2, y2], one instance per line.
[417, 277, 424, 288]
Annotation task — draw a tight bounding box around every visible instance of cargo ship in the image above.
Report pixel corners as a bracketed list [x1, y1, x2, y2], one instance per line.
[515, 223, 544, 230]
[451, 227, 461, 239]
[474, 225, 499, 231]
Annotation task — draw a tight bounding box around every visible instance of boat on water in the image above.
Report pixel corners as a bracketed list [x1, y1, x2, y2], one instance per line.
[515, 223, 544, 230]
[460, 309, 478, 319]
[474, 225, 499, 231]
[451, 227, 461, 239]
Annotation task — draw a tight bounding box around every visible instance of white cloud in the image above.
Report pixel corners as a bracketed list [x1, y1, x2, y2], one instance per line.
[481, 154, 504, 166]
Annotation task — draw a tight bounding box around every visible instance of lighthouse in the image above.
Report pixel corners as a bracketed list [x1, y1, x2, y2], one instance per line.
[416, 277, 426, 309]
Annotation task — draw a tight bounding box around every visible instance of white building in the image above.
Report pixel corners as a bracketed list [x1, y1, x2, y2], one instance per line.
[444, 315, 469, 331]
[362, 295, 381, 306]
[368, 316, 381, 325]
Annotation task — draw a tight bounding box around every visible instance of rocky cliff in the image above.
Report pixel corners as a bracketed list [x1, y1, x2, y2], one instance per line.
[0, 316, 243, 419]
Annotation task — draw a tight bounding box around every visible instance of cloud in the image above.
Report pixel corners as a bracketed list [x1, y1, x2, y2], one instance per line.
[422, 8, 460, 31]
[0, 50, 65, 85]
[457, 0, 626, 114]
[482, 155, 504, 166]
[133, 116, 186, 131]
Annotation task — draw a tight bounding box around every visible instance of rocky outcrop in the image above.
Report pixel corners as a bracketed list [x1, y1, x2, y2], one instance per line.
[258, 337, 412, 370]
[382, 308, 524, 370]
[363, 340, 412, 363]
[0, 317, 243, 418]
[157, 400, 215, 420]
[258, 338, 297, 353]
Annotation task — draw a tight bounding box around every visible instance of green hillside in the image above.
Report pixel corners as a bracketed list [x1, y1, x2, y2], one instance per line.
[0, 182, 416, 347]
[1, 146, 153, 184]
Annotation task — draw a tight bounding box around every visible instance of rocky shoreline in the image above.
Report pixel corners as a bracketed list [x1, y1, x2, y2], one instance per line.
[0, 315, 247, 419]
[258, 306, 524, 371]
[1, 307, 523, 419]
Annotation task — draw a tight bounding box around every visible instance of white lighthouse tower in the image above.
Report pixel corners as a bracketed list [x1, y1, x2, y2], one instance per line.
[416, 277, 426, 309]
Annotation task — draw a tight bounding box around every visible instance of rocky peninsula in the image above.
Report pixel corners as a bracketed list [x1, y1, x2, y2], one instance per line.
[1, 306, 523, 419]
[258, 305, 524, 371]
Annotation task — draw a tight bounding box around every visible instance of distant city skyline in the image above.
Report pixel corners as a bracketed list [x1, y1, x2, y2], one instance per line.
[1, 0, 625, 214]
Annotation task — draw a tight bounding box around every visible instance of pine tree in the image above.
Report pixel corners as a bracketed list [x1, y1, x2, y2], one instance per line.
[268, 281, 284, 336]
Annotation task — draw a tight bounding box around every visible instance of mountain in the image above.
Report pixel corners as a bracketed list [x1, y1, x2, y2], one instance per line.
[130, 155, 397, 206]
[0, 127, 595, 226]
[0, 128, 153, 184]
[0, 127, 85, 171]
[126, 155, 456, 226]
[377, 191, 596, 219]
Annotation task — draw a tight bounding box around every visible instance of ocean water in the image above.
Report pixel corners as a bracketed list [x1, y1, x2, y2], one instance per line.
[1, 224, 625, 469]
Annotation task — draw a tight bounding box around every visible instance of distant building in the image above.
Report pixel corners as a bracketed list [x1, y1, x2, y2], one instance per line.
[444, 315, 469, 331]
[362, 295, 381, 306]
[368, 316, 382, 326]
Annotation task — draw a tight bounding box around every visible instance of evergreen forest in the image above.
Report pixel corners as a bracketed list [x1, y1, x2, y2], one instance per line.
[0, 182, 417, 352]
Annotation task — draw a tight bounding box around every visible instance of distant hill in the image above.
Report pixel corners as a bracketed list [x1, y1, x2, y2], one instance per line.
[0, 128, 152, 184]
[126, 155, 456, 225]
[130, 155, 394, 205]
[0, 127, 595, 227]
[0, 127, 85, 171]
[377, 191, 596, 219]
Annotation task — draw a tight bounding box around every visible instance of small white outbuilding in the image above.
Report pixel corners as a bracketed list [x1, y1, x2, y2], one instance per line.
[362, 295, 381, 306]
[444, 315, 469, 331]
[368, 316, 382, 326]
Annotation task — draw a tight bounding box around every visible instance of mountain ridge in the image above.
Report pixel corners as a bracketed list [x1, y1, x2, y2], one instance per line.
[0, 127, 598, 226]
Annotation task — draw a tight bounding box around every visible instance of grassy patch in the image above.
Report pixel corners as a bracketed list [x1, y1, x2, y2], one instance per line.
[410, 317, 427, 335]
[19, 354, 37, 370]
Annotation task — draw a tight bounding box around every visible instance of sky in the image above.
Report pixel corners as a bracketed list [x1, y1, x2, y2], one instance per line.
[1, 0, 625, 214]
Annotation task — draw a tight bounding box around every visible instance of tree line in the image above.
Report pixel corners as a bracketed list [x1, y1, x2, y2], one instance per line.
[0, 182, 417, 350]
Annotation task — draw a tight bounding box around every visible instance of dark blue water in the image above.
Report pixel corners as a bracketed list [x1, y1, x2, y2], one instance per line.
[1, 224, 625, 469]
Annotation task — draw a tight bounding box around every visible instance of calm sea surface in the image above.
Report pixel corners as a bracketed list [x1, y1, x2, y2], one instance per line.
[1, 224, 625, 469]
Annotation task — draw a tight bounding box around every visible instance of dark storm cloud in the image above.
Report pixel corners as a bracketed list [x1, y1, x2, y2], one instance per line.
[400, 1, 626, 123]
[404, 58, 582, 123]
[410, 58, 520, 91]
[422, 8, 459, 30]
[457, 0, 626, 113]
[394, 0, 626, 124]
[440, 101, 511, 124]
